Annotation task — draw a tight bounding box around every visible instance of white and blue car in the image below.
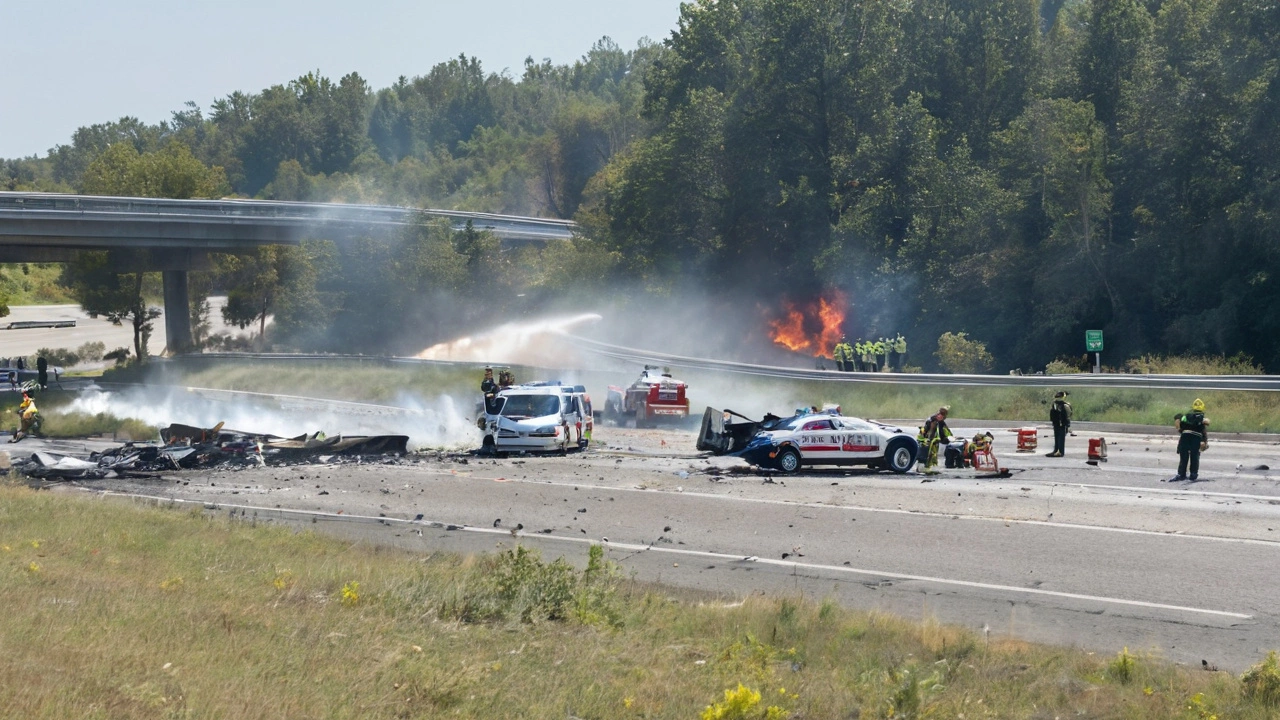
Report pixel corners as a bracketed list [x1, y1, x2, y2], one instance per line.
[725, 412, 919, 474]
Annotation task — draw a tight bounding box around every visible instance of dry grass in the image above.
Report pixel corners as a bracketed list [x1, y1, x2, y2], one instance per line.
[1, 389, 158, 440]
[2, 484, 1277, 719]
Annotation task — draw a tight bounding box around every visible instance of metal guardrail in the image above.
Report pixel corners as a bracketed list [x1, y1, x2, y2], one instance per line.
[157, 345, 1280, 392]
[0, 192, 577, 242]
[4, 320, 77, 330]
[564, 335, 1280, 392]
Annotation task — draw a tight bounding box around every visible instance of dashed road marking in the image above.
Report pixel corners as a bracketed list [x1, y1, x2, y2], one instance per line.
[101, 491, 1255, 621]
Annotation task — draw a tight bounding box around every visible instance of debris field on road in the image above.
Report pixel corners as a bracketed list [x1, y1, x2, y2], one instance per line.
[11, 422, 410, 480]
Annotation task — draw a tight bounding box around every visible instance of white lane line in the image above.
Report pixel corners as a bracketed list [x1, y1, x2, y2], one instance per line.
[1056, 481, 1280, 502]
[1046, 462, 1276, 482]
[447, 475, 1280, 547]
[100, 491, 1253, 621]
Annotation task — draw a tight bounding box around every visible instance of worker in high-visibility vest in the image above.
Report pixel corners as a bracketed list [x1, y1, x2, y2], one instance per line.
[892, 334, 907, 371]
[832, 337, 853, 372]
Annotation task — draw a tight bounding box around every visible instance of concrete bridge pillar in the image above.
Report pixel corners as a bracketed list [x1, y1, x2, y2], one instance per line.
[162, 270, 193, 355]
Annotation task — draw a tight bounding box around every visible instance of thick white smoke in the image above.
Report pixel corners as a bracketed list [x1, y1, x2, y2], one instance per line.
[416, 313, 602, 367]
[65, 386, 480, 450]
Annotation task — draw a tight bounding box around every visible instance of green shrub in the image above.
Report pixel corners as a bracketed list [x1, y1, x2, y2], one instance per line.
[1241, 651, 1280, 706]
[76, 341, 106, 363]
[935, 332, 994, 374]
[103, 347, 131, 366]
[887, 665, 945, 719]
[37, 347, 79, 367]
[1125, 353, 1263, 375]
[1046, 356, 1087, 374]
[1108, 647, 1136, 684]
[39, 341, 108, 368]
[442, 544, 621, 626]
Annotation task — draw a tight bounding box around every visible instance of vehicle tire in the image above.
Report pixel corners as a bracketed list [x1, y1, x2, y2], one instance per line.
[481, 435, 497, 457]
[774, 446, 801, 474]
[884, 438, 916, 474]
[636, 401, 649, 429]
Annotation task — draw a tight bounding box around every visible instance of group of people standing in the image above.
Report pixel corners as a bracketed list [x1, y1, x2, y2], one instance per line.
[831, 335, 907, 372]
[914, 393, 1209, 480]
[3, 356, 55, 391]
[1044, 391, 1208, 481]
[480, 366, 515, 412]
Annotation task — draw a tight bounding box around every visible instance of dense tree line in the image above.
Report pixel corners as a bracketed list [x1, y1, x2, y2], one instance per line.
[2, 1, 1276, 370]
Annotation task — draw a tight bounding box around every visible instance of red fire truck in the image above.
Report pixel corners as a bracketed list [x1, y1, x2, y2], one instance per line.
[605, 366, 690, 427]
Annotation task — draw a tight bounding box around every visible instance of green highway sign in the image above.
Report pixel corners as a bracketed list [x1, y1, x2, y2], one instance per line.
[1086, 330, 1104, 352]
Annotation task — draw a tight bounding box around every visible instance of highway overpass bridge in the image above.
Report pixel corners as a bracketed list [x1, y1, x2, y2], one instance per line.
[0, 192, 576, 352]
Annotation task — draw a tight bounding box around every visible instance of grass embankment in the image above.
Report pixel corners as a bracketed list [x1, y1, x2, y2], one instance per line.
[3, 484, 1280, 719]
[0, 263, 75, 305]
[1, 388, 157, 441]
[103, 357, 1280, 434]
[763, 380, 1280, 434]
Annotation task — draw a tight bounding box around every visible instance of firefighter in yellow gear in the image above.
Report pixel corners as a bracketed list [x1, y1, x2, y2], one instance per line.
[967, 431, 993, 467]
[10, 390, 40, 442]
[918, 406, 952, 471]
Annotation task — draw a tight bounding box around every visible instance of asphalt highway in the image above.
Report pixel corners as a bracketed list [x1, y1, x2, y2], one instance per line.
[16, 421, 1278, 673]
[1, 299, 256, 359]
[5, 322, 1280, 671]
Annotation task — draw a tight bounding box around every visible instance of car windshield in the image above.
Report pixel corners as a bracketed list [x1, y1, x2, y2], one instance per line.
[498, 394, 562, 419]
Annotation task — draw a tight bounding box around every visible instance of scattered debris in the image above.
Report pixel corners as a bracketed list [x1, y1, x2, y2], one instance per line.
[12, 422, 409, 480]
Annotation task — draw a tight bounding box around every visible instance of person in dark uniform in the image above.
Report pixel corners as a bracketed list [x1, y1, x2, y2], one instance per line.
[480, 367, 499, 414]
[37, 357, 48, 389]
[1170, 398, 1209, 482]
[1046, 390, 1071, 457]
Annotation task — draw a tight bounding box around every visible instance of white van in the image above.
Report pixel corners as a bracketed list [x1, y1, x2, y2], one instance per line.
[481, 382, 593, 454]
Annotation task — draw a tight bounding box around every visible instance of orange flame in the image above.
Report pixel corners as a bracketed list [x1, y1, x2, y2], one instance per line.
[768, 292, 847, 357]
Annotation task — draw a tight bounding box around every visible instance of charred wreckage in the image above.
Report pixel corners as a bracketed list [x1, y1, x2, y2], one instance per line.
[11, 422, 410, 480]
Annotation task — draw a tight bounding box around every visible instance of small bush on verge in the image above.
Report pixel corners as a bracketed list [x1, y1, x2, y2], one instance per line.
[1241, 651, 1280, 706]
[1108, 647, 1136, 684]
[442, 544, 621, 626]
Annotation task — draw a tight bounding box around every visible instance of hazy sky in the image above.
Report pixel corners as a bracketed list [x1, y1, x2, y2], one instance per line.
[2, 0, 686, 159]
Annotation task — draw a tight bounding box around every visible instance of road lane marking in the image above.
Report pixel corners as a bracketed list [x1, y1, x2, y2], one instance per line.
[448, 476, 1280, 548]
[100, 491, 1253, 621]
[1056, 481, 1280, 502]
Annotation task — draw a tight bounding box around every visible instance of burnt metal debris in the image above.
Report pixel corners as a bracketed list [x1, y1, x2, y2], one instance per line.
[13, 423, 410, 480]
